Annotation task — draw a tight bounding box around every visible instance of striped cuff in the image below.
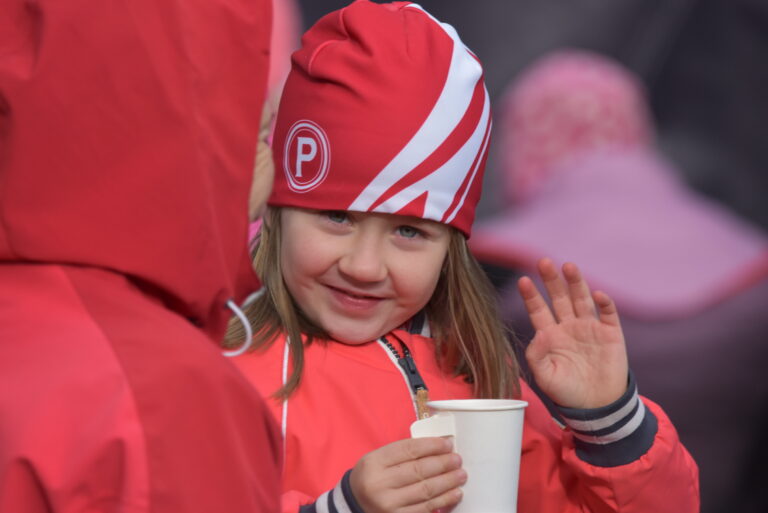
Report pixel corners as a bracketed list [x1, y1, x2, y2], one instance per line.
[298, 470, 365, 513]
[557, 372, 658, 467]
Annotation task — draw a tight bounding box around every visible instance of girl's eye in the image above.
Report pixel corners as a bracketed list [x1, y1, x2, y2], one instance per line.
[397, 225, 422, 239]
[325, 211, 349, 224]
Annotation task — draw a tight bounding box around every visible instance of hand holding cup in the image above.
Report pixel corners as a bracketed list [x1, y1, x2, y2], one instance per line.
[349, 437, 466, 513]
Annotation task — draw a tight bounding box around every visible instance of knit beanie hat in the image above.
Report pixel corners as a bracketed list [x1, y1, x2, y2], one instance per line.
[269, 0, 490, 237]
[499, 49, 653, 204]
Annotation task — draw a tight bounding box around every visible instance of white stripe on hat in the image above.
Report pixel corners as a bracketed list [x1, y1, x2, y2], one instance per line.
[444, 115, 492, 224]
[347, 3, 483, 214]
[372, 85, 490, 220]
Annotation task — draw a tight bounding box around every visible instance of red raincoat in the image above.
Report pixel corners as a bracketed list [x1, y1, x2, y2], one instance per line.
[0, 1, 280, 511]
[236, 329, 700, 513]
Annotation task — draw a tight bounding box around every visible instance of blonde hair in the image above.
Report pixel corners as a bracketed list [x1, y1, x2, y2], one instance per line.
[225, 207, 520, 399]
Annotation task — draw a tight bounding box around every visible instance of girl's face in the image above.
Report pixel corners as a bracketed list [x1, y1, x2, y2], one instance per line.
[280, 208, 451, 344]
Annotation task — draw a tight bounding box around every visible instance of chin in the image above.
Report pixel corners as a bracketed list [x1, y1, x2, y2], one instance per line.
[327, 324, 391, 345]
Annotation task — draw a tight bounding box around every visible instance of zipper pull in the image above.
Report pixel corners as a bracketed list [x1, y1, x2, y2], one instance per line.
[399, 355, 431, 419]
[415, 388, 430, 420]
[399, 354, 427, 391]
[382, 335, 431, 419]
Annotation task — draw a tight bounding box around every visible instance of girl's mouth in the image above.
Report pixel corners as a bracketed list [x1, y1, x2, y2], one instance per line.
[326, 285, 384, 311]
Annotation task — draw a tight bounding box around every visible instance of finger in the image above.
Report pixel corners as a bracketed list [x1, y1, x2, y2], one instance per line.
[517, 276, 556, 330]
[562, 262, 596, 318]
[538, 258, 576, 321]
[387, 452, 462, 488]
[417, 487, 464, 513]
[398, 469, 467, 512]
[378, 437, 453, 467]
[593, 290, 622, 328]
[402, 487, 464, 513]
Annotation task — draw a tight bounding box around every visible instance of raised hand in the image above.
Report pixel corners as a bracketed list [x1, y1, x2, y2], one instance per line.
[350, 437, 467, 513]
[518, 258, 629, 409]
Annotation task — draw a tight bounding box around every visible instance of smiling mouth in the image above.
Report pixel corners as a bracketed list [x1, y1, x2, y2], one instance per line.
[327, 285, 383, 301]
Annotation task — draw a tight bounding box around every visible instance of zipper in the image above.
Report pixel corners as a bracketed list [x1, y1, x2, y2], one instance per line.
[380, 335, 431, 419]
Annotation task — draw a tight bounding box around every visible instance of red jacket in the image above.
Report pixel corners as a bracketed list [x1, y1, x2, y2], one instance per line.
[236, 328, 699, 513]
[0, 1, 280, 511]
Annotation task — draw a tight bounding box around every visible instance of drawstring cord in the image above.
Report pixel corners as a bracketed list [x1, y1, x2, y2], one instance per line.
[222, 289, 288, 463]
[223, 300, 252, 357]
[281, 337, 290, 466]
[222, 289, 265, 358]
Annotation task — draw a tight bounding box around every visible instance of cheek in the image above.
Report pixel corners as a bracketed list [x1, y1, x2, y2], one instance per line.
[395, 256, 444, 306]
[279, 238, 309, 295]
[281, 234, 330, 284]
[419, 268, 443, 302]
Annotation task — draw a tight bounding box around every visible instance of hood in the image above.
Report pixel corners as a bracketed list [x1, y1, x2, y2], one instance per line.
[0, 0, 271, 339]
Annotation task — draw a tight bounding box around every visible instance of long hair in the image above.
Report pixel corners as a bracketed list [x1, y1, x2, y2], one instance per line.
[225, 207, 520, 399]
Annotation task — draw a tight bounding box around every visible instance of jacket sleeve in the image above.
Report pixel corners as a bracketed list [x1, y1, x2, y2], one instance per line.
[281, 471, 365, 513]
[530, 372, 700, 512]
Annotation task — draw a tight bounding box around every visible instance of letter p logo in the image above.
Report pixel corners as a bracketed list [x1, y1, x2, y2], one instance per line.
[295, 137, 317, 178]
[283, 120, 330, 192]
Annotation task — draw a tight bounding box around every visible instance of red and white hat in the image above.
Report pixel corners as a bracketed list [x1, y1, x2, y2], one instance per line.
[269, 0, 491, 237]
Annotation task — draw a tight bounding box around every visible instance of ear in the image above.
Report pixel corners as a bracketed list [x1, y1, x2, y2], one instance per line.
[248, 99, 276, 221]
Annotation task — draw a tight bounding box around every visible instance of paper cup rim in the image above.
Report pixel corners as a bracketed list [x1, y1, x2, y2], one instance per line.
[427, 399, 528, 411]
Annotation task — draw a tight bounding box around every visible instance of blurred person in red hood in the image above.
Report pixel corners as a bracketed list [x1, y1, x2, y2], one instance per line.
[471, 49, 768, 513]
[0, 1, 281, 512]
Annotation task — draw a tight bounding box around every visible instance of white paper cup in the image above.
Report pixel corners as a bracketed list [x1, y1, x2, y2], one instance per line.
[410, 399, 528, 513]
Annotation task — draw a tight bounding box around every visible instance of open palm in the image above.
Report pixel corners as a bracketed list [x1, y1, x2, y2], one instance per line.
[518, 259, 629, 409]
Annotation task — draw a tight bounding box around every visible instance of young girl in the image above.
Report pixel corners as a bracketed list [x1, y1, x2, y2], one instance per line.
[228, 2, 699, 512]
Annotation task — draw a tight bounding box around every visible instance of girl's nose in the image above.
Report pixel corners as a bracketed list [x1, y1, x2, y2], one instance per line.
[337, 235, 387, 283]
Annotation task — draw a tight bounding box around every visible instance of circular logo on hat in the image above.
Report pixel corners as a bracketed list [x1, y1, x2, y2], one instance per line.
[283, 120, 331, 193]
